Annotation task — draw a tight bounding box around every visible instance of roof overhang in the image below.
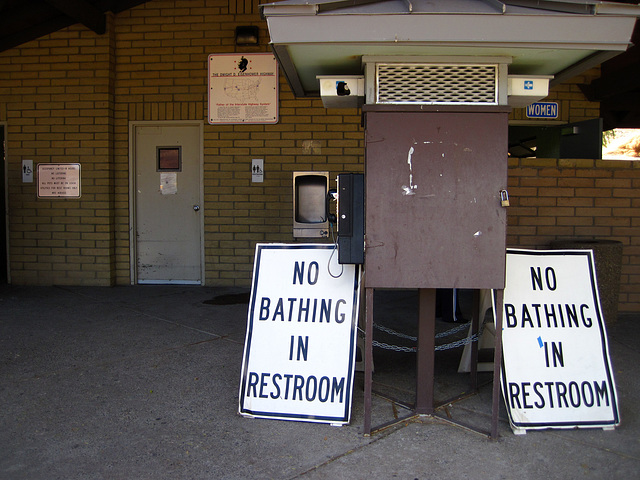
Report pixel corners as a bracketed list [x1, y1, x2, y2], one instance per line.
[261, 0, 640, 97]
[0, 0, 153, 53]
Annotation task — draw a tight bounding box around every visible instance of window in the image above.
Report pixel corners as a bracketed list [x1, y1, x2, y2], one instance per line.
[157, 146, 182, 171]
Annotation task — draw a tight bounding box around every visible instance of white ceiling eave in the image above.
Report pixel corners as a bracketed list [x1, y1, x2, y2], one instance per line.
[266, 14, 635, 47]
[261, 0, 640, 16]
[261, 0, 640, 97]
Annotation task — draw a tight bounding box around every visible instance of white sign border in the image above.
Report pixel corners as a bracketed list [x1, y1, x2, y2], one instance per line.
[238, 243, 361, 424]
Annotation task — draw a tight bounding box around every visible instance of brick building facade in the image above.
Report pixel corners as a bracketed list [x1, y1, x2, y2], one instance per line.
[0, 0, 638, 311]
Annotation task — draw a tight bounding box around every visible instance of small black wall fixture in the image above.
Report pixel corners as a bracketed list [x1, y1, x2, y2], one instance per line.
[235, 26, 259, 46]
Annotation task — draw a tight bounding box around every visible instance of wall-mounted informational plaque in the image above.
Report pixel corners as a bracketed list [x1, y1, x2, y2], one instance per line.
[208, 53, 278, 124]
[37, 163, 81, 198]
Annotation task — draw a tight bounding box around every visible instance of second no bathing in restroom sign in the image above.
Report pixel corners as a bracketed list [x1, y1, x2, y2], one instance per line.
[501, 249, 619, 433]
[239, 244, 361, 425]
[208, 53, 278, 125]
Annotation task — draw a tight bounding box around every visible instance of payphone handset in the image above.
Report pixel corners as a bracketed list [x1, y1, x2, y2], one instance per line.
[326, 189, 337, 225]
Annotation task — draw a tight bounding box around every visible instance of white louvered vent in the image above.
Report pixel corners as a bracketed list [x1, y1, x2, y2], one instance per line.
[376, 63, 498, 105]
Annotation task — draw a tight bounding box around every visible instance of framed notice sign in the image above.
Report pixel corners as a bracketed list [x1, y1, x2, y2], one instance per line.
[208, 53, 278, 124]
[239, 244, 361, 424]
[37, 163, 81, 198]
[500, 249, 619, 433]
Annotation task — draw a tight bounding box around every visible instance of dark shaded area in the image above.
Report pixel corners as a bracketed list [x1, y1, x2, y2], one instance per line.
[203, 291, 250, 305]
[582, 17, 640, 130]
[0, 0, 152, 52]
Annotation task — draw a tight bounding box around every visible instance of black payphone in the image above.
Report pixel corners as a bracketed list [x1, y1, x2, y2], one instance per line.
[292, 171, 364, 263]
[336, 173, 364, 265]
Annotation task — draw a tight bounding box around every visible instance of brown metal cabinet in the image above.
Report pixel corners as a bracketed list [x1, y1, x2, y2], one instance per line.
[364, 106, 510, 290]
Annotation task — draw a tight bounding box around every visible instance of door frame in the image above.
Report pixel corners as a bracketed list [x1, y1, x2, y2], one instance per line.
[128, 120, 205, 285]
[1, 121, 9, 284]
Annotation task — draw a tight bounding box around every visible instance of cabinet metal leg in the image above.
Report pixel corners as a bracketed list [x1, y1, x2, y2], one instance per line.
[415, 289, 436, 415]
[363, 288, 374, 435]
[491, 289, 504, 439]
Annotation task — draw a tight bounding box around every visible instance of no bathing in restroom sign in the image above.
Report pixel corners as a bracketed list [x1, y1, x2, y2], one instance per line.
[239, 244, 361, 424]
[501, 249, 619, 433]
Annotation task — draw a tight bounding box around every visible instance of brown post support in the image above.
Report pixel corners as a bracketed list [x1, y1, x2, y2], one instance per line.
[470, 289, 480, 391]
[363, 288, 374, 435]
[491, 289, 504, 439]
[415, 288, 436, 415]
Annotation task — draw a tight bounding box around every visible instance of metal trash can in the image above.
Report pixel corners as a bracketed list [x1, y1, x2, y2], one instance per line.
[549, 239, 623, 324]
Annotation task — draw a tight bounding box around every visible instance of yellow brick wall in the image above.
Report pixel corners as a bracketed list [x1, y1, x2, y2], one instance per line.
[111, 0, 364, 286]
[0, 16, 116, 286]
[506, 157, 640, 312]
[0, 0, 365, 287]
[0, 0, 638, 312]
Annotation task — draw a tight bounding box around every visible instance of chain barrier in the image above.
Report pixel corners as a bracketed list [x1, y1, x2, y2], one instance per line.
[373, 323, 417, 341]
[366, 319, 487, 352]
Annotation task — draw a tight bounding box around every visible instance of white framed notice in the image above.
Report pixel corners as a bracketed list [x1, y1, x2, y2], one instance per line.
[208, 53, 278, 124]
[37, 163, 81, 198]
[500, 248, 619, 433]
[239, 244, 361, 424]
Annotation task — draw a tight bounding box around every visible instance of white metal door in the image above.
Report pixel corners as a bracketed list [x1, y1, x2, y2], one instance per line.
[133, 123, 203, 284]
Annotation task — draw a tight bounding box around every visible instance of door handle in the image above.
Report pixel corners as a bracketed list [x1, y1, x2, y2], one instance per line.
[193, 205, 200, 211]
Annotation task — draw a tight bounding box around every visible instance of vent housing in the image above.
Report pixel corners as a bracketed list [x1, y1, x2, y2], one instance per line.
[375, 63, 499, 105]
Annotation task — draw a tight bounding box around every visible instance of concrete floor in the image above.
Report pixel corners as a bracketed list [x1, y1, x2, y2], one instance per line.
[1, 285, 638, 479]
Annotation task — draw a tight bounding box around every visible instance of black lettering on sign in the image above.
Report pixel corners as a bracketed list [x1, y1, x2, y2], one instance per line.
[292, 261, 319, 285]
[259, 297, 271, 320]
[271, 374, 281, 399]
[246, 372, 347, 403]
[292, 375, 304, 400]
[581, 304, 593, 327]
[505, 303, 517, 328]
[256, 296, 347, 323]
[289, 335, 309, 361]
[504, 303, 593, 328]
[247, 372, 259, 397]
[335, 299, 346, 324]
[544, 341, 565, 368]
[508, 380, 610, 410]
[531, 266, 557, 291]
